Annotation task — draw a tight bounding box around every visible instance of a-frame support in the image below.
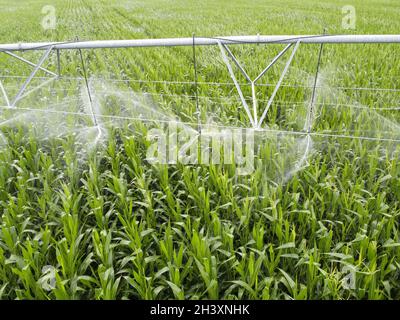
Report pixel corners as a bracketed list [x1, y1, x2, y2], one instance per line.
[218, 40, 300, 129]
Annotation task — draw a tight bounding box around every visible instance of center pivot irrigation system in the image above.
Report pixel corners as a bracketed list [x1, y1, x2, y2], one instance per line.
[0, 34, 400, 133]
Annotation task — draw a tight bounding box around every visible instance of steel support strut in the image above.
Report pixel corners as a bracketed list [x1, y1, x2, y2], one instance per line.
[10, 45, 54, 107]
[218, 40, 300, 128]
[56, 49, 61, 77]
[304, 42, 324, 133]
[218, 41, 255, 127]
[4, 51, 57, 77]
[0, 79, 9, 106]
[257, 41, 300, 128]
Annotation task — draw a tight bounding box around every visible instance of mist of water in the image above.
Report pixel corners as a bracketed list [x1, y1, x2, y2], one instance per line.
[1, 68, 399, 185]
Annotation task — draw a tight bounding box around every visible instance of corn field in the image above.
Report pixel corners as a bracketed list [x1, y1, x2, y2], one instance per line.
[0, 0, 400, 300]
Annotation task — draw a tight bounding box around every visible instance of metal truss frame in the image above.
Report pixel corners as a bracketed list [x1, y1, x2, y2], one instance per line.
[218, 40, 300, 128]
[1, 45, 59, 107]
[0, 34, 394, 131]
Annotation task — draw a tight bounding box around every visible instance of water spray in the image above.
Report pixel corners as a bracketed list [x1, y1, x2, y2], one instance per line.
[78, 46, 103, 145]
[0, 34, 400, 183]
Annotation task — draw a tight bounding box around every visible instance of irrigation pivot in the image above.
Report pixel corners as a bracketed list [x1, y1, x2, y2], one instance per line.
[1, 34, 400, 130]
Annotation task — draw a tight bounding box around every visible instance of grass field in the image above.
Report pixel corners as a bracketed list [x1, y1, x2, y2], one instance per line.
[1, 0, 400, 300]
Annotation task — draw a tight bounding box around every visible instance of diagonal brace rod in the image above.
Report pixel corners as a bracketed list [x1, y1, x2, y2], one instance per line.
[304, 42, 324, 133]
[4, 50, 57, 77]
[221, 43, 251, 82]
[11, 45, 54, 107]
[218, 41, 255, 127]
[16, 76, 57, 102]
[257, 41, 300, 128]
[251, 44, 292, 125]
[254, 43, 293, 83]
[0, 79, 10, 106]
